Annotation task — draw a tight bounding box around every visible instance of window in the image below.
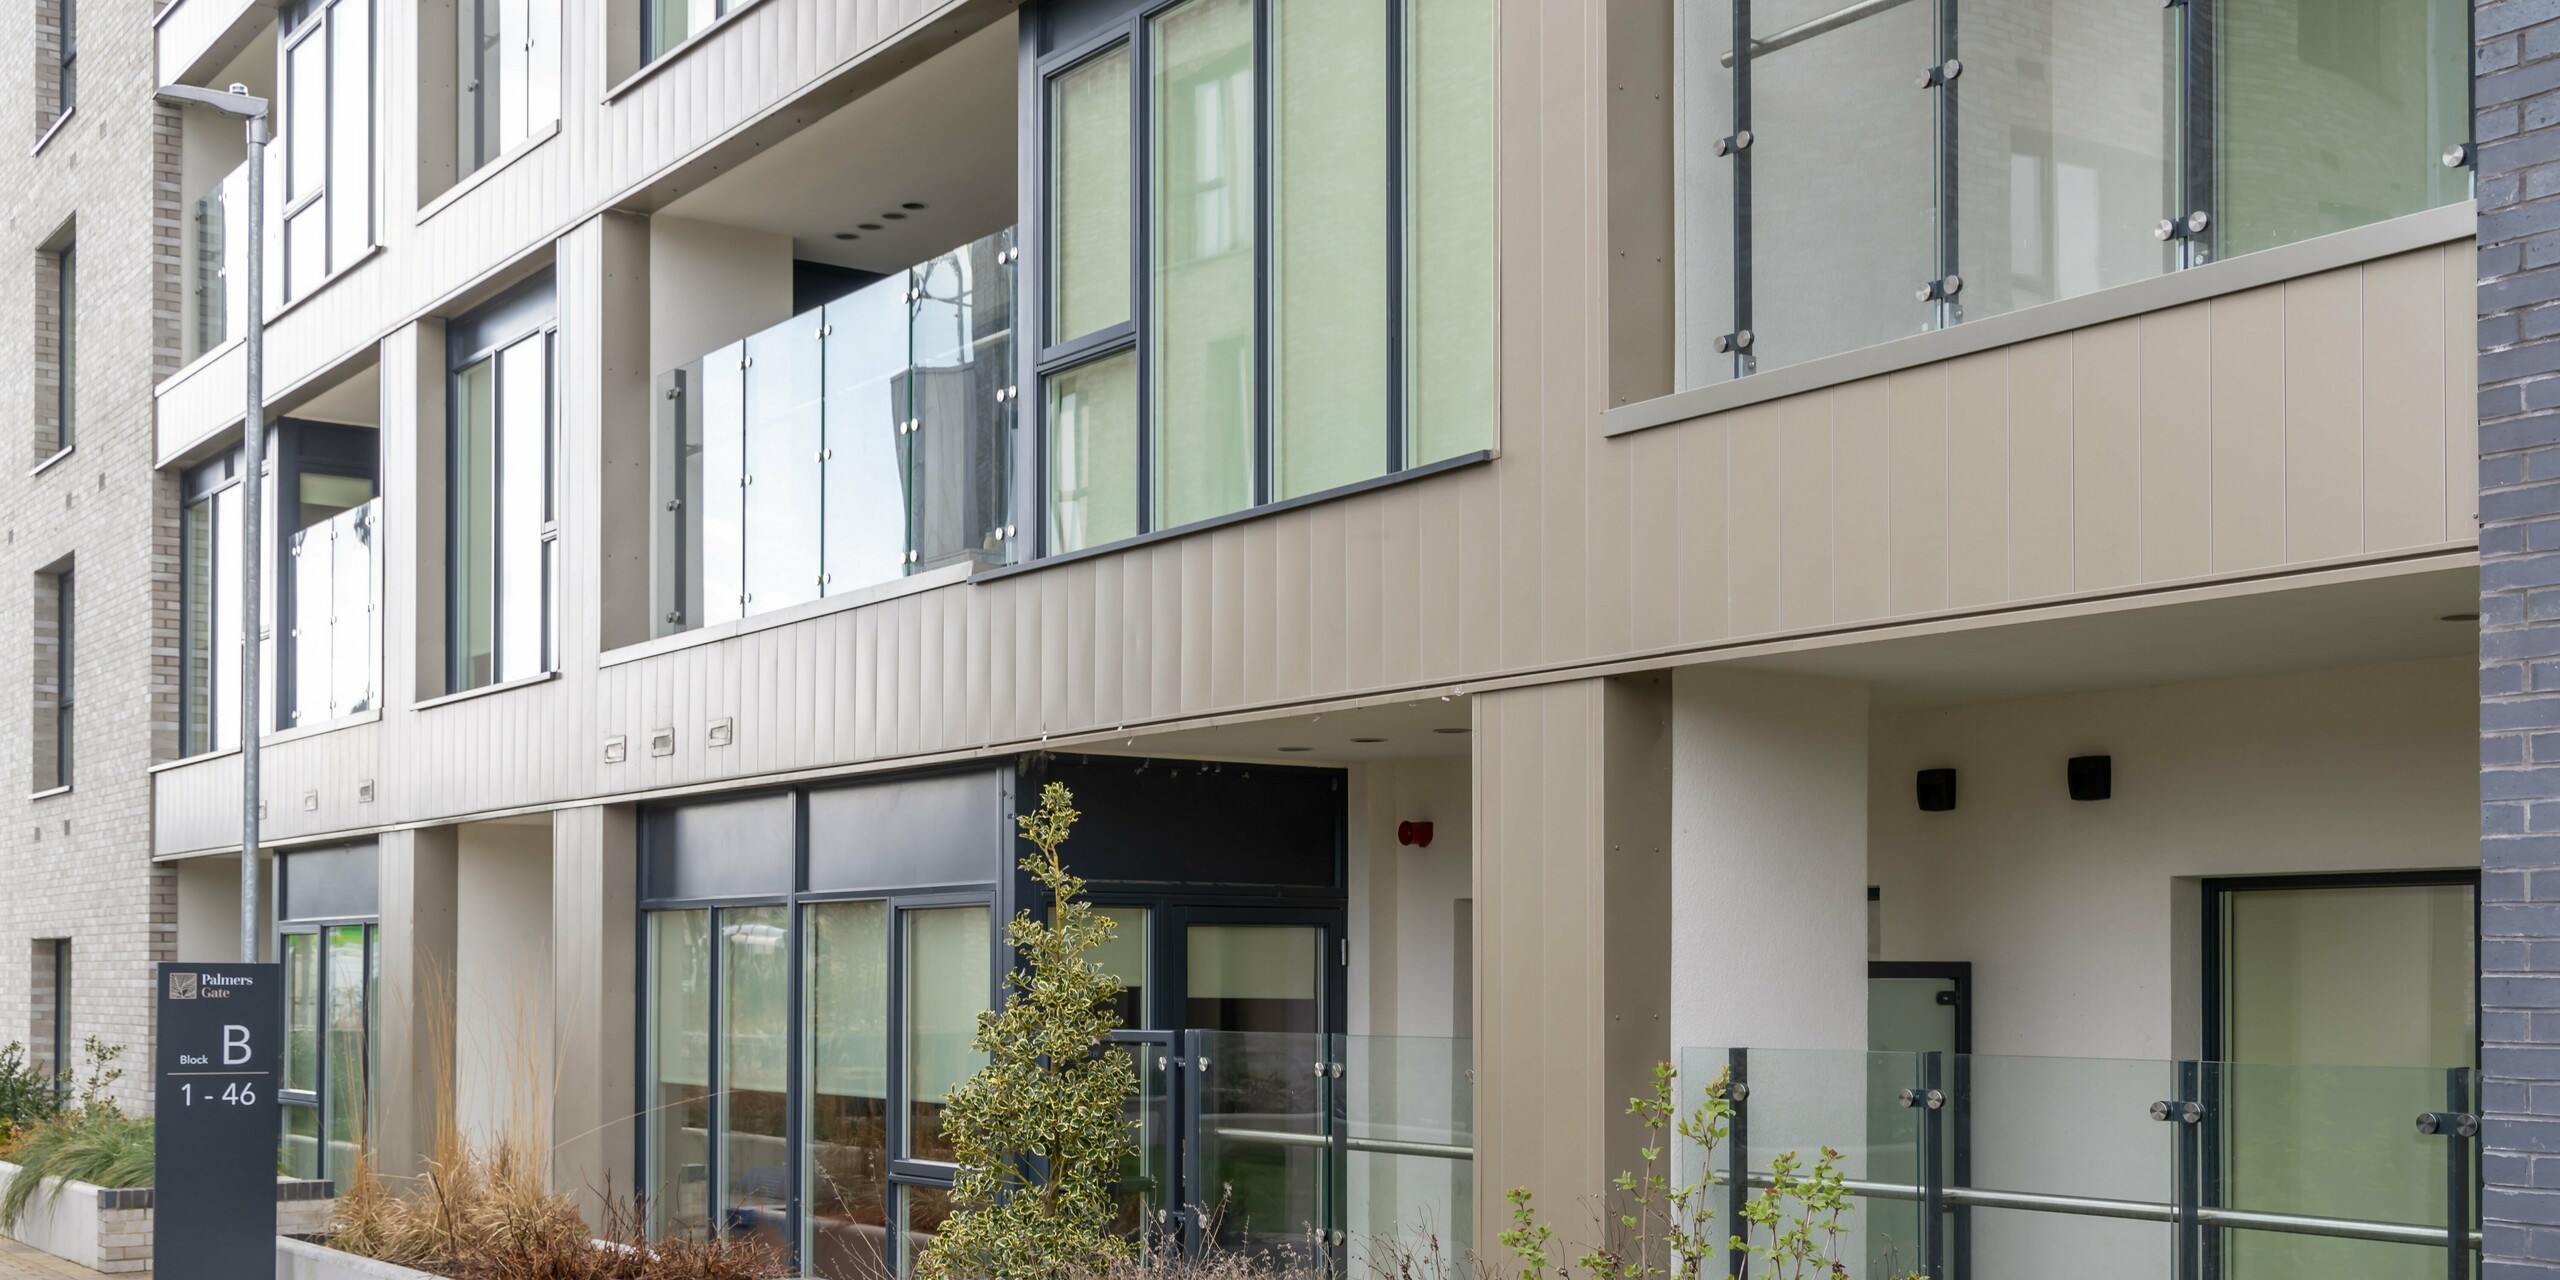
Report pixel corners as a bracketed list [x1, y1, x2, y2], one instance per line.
[278, 846, 379, 1183]
[448, 284, 556, 692]
[29, 940, 66, 1095]
[458, 0, 561, 175]
[644, 0, 731, 64]
[639, 775, 1006, 1277]
[34, 563, 71, 792]
[182, 454, 247, 756]
[280, 426, 380, 727]
[54, 0, 72, 118]
[1031, 0, 1496, 558]
[280, 0, 375, 303]
[37, 240, 73, 459]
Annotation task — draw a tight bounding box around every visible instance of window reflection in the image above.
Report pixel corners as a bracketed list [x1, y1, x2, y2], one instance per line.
[903, 907, 991, 1163]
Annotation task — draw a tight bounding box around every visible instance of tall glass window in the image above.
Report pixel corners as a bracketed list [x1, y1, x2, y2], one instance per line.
[459, 0, 561, 175]
[639, 777, 1003, 1276]
[52, 0, 72, 118]
[278, 909, 376, 1182]
[280, 0, 375, 303]
[451, 328, 554, 691]
[1033, 0, 1497, 558]
[180, 447, 279, 756]
[51, 242, 74, 454]
[39, 567, 73, 792]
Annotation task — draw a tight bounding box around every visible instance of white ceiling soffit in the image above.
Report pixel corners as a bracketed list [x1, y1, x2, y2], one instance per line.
[1727, 562, 2478, 707]
[285, 361, 380, 428]
[658, 14, 1018, 274]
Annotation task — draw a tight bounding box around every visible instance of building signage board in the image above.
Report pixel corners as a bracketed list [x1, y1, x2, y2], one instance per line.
[153, 962, 281, 1280]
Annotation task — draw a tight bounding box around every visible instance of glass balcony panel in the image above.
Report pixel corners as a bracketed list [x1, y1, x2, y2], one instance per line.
[211, 486, 243, 752]
[1195, 1029, 1329, 1257]
[1747, 0, 1938, 372]
[1341, 1034, 1473, 1267]
[908, 231, 1017, 572]
[1954, 0, 2176, 321]
[1679, 1047, 1926, 1278]
[495, 334, 549, 682]
[2207, 0, 2469, 263]
[327, 0, 373, 272]
[1672, 0, 1740, 390]
[290, 527, 332, 726]
[189, 164, 248, 360]
[823, 282, 912, 597]
[330, 503, 377, 717]
[743, 316, 825, 615]
[699, 344, 746, 629]
[1959, 1053, 2175, 1279]
[2215, 1061, 2458, 1280]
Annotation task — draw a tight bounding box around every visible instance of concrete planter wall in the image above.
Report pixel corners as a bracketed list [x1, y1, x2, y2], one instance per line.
[278, 1237, 442, 1280]
[0, 1159, 334, 1273]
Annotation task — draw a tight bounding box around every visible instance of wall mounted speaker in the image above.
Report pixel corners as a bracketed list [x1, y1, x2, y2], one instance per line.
[2068, 755, 2112, 801]
[1916, 768, 1957, 812]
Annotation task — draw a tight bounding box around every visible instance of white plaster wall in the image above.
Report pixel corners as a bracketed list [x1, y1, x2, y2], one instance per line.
[1865, 656, 2476, 1280]
[1670, 667, 1872, 1054]
[1868, 655, 2476, 1059]
[1344, 757, 1474, 1253]
[170, 852, 273, 963]
[645, 216, 794, 374]
[453, 821, 555, 1150]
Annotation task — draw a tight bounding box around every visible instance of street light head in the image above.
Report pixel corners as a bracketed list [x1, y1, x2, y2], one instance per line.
[155, 82, 269, 121]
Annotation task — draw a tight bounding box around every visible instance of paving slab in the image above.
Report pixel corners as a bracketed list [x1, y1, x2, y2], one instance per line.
[0, 1238, 130, 1279]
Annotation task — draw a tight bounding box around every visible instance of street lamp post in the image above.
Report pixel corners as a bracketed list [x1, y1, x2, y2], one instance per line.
[157, 83, 269, 965]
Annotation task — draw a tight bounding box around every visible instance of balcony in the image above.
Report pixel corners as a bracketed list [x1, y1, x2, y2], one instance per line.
[286, 497, 379, 727]
[187, 160, 247, 362]
[1620, 0, 2474, 412]
[653, 228, 1018, 638]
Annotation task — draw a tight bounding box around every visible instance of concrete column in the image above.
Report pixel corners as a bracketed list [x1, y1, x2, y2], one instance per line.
[1668, 667, 1870, 1054]
[375, 826, 459, 1182]
[550, 805, 638, 1222]
[2480, 0, 2560, 1263]
[1471, 675, 1672, 1243]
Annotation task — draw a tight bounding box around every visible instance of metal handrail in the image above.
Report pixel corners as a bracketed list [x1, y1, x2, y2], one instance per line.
[1212, 1126, 1475, 1162]
[1757, 1174, 2483, 1251]
[1719, 0, 1925, 67]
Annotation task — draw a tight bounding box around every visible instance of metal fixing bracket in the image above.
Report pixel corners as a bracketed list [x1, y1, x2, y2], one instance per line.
[1713, 330, 1755, 355]
[2149, 1099, 2207, 1124]
[2415, 1111, 2481, 1139]
[1916, 274, 1964, 303]
[2153, 209, 2211, 242]
[1915, 58, 1961, 88]
[1711, 129, 1755, 157]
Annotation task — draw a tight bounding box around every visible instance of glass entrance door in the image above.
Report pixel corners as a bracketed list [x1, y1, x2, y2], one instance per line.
[2208, 874, 2478, 1280]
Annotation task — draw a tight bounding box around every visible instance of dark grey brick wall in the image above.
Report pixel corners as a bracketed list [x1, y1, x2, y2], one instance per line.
[2482, 0, 2560, 1268]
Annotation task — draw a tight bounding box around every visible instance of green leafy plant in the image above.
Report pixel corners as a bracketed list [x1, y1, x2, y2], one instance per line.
[0, 1042, 66, 1151]
[0, 1042, 150, 1230]
[920, 782, 1140, 1280]
[1500, 1061, 1913, 1280]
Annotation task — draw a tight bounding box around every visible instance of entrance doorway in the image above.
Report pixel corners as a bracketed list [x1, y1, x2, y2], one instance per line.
[2203, 871, 2479, 1280]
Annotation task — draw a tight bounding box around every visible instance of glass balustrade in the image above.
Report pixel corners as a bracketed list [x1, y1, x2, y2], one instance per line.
[1673, 0, 2469, 386]
[656, 229, 1017, 637]
[285, 499, 379, 727]
[188, 161, 250, 362]
[1673, 1047, 2477, 1280]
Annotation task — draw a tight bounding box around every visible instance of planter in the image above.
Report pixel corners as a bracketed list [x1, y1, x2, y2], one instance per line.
[0, 1159, 335, 1273]
[279, 1237, 441, 1280]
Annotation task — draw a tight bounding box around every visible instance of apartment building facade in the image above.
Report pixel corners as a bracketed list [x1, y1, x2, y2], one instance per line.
[0, 0, 2538, 1274]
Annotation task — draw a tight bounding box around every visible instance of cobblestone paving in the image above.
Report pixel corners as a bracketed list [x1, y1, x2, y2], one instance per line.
[0, 1239, 127, 1279]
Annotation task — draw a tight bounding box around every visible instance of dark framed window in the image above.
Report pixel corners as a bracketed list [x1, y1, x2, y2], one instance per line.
[48, 241, 74, 455]
[278, 424, 381, 727]
[180, 450, 254, 756]
[1025, 0, 1495, 560]
[48, 567, 71, 790]
[55, 0, 72, 117]
[278, 846, 379, 1184]
[637, 772, 1009, 1277]
[447, 278, 558, 693]
[280, 0, 375, 303]
[642, 0, 733, 65]
[32, 939, 67, 1097]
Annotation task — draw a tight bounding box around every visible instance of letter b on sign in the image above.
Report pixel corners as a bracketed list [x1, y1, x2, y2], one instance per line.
[222, 1025, 250, 1065]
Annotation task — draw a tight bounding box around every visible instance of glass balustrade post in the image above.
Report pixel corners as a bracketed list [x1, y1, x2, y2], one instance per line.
[1918, 1050, 1947, 1280]
[1726, 1047, 1750, 1280]
[2169, 1059, 2203, 1280]
[2436, 1066, 2477, 1280]
[1178, 1028, 1206, 1261]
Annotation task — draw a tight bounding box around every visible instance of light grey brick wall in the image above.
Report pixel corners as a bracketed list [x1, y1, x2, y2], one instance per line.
[0, 0, 185, 1112]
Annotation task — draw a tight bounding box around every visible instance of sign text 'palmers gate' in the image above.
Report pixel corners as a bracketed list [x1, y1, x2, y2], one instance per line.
[154, 961, 282, 1280]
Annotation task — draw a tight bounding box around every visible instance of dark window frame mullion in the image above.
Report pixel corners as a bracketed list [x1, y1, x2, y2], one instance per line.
[1729, 0, 1754, 378]
[1384, 0, 1407, 476]
[55, 568, 73, 788]
[1933, 0, 1959, 329]
[1250, 0, 1272, 509]
[1132, 10, 1156, 539]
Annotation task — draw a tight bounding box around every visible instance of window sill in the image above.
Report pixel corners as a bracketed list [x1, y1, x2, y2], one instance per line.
[1599, 200, 2479, 439]
[975, 449, 1498, 583]
[29, 108, 73, 158]
[28, 784, 71, 802]
[412, 668, 559, 712]
[267, 242, 384, 326]
[601, 561, 975, 668]
[29, 444, 74, 478]
[602, 0, 777, 102]
[417, 122, 560, 225]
